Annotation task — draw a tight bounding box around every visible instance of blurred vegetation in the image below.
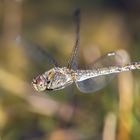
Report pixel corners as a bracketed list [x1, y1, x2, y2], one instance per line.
[0, 0, 140, 140]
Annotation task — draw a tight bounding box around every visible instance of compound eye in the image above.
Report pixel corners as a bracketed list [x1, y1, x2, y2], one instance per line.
[39, 82, 44, 87]
[32, 76, 47, 92]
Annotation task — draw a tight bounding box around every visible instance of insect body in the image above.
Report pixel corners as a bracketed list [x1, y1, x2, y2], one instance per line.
[32, 62, 140, 92]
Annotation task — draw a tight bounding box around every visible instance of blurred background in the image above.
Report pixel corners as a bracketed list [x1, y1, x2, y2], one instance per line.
[0, 0, 140, 140]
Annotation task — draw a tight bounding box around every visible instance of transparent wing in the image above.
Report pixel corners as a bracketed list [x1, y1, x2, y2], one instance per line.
[16, 36, 58, 67]
[76, 51, 127, 93]
[67, 9, 80, 70]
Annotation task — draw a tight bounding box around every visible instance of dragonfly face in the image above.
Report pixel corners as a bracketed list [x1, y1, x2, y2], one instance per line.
[32, 68, 55, 91]
[32, 75, 48, 91]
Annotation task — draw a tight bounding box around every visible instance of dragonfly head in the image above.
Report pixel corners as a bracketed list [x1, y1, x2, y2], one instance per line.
[32, 75, 47, 92]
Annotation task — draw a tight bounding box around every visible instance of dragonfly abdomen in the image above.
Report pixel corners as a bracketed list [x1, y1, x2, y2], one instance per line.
[75, 62, 140, 82]
[75, 69, 100, 82]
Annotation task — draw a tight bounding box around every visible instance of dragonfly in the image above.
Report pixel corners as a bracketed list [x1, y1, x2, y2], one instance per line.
[32, 9, 140, 93]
